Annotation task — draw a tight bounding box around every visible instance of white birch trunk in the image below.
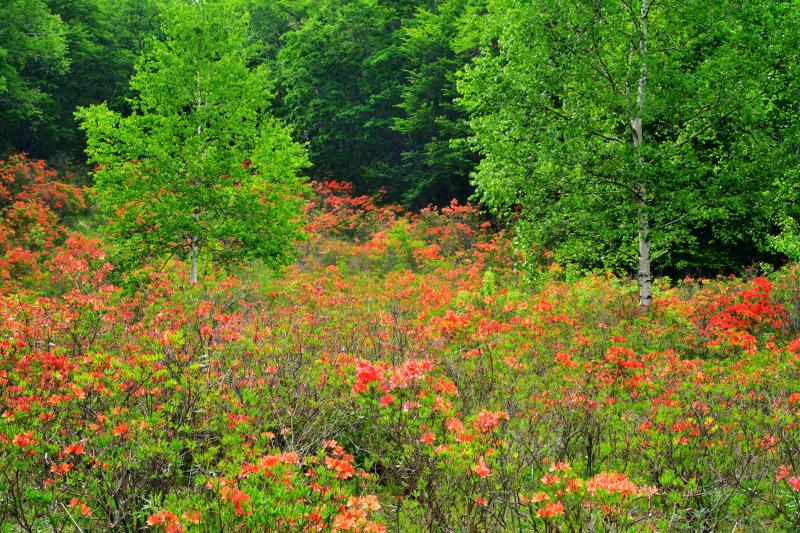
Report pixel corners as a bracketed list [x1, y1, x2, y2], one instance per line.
[190, 70, 203, 285]
[190, 234, 198, 284]
[632, 0, 652, 309]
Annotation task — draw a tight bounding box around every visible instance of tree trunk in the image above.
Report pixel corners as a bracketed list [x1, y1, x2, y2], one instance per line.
[191, 70, 203, 286]
[190, 234, 198, 284]
[632, 0, 652, 309]
[637, 199, 653, 308]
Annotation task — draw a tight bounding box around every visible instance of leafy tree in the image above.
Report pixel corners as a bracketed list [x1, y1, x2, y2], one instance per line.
[0, 0, 68, 152]
[766, 3, 800, 264]
[394, 0, 484, 207]
[277, 0, 405, 197]
[1, 0, 161, 161]
[246, 0, 317, 67]
[277, 0, 443, 201]
[78, 0, 309, 283]
[38, 0, 161, 160]
[460, 0, 798, 307]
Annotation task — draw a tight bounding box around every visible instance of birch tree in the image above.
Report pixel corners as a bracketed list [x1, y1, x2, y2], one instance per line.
[460, 0, 795, 307]
[78, 0, 309, 283]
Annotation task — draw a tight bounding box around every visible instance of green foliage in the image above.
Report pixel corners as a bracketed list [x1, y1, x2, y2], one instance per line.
[459, 0, 799, 277]
[78, 0, 309, 281]
[275, 0, 484, 207]
[0, 0, 69, 151]
[0, 0, 160, 161]
[393, 0, 483, 207]
[39, 0, 161, 160]
[773, 216, 800, 262]
[277, 0, 409, 198]
[245, 0, 316, 67]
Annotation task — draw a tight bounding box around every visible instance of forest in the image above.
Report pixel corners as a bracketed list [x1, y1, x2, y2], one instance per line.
[2, 0, 800, 531]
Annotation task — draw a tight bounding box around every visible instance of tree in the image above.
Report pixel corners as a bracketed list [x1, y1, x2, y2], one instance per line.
[766, 2, 800, 264]
[460, 0, 797, 307]
[245, 0, 317, 68]
[37, 0, 160, 161]
[1, 0, 161, 161]
[277, 0, 405, 197]
[78, 0, 309, 283]
[393, 0, 484, 207]
[0, 0, 68, 152]
[276, 0, 444, 202]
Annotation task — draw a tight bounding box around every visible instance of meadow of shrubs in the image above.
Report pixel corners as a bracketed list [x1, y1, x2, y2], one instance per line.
[2, 155, 800, 531]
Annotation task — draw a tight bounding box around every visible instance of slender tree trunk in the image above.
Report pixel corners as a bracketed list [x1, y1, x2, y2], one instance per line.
[190, 234, 198, 284]
[191, 70, 203, 286]
[631, 0, 652, 308]
[637, 190, 652, 308]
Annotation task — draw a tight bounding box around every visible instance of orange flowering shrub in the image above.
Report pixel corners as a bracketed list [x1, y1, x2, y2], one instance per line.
[2, 176, 800, 530]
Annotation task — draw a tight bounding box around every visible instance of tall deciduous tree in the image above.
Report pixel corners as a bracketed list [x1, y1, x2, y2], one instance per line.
[393, 0, 484, 207]
[0, 0, 68, 152]
[460, 0, 797, 307]
[39, 0, 160, 160]
[78, 0, 309, 283]
[277, 0, 407, 197]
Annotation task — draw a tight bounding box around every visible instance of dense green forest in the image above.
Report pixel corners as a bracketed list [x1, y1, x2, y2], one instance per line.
[4, 0, 799, 295]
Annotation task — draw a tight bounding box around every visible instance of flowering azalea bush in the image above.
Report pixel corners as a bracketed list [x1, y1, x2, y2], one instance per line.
[0, 154, 100, 293]
[2, 169, 800, 530]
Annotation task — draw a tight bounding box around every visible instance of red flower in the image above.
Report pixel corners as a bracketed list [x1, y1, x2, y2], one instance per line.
[379, 393, 395, 407]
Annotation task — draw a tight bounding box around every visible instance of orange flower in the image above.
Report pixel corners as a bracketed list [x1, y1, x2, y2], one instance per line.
[12, 432, 37, 448]
[471, 410, 509, 433]
[69, 499, 93, 517]
[537, 501, 565, 518]
[182, 510, 201, 524]
[147, 510, 184, 532]
[220, 486, 252, 516]
[349, 495, 381, 511]
[325, 456, 355, 479]
[540, 473, 561, 485]
[586, 471, 657, 496]
[777, 465, 792, 481]
[472, 456, 491, 478]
